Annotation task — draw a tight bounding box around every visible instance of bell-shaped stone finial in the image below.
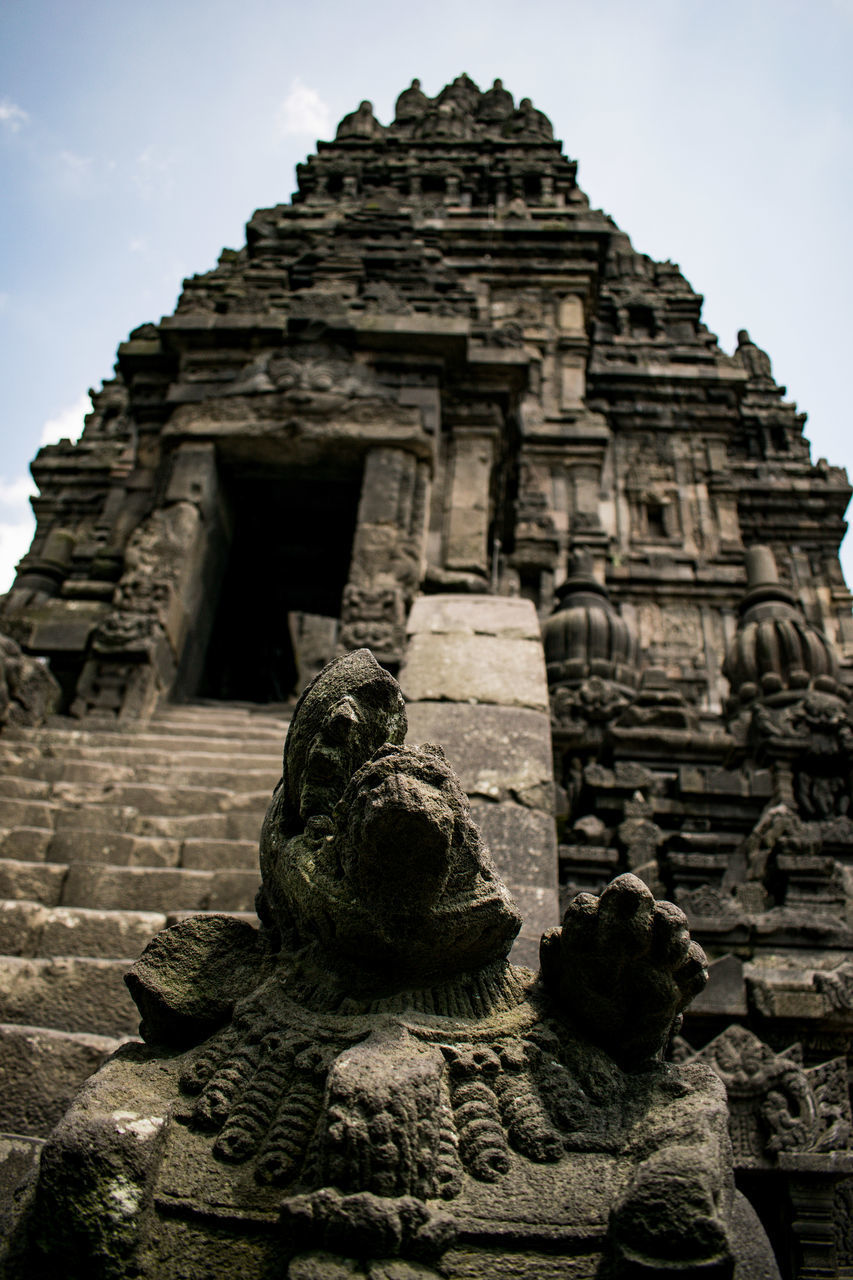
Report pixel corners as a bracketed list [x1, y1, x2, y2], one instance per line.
[542, 553, 639, 690]
[723, 545, 840, 706]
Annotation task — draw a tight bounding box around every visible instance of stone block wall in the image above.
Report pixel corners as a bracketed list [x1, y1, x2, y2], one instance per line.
[400, 594, 559, 966]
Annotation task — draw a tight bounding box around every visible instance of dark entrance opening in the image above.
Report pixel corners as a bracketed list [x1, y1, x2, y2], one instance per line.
[197, 464, 361, 703]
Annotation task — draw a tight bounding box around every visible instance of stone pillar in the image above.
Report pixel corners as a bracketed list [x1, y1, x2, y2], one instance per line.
[444, 432, 495, 576]
[781, 1155, 853, 1280]
[340, 446, 429, 667]
[71, 443, 223, 721]
[400, 595, 559, 967]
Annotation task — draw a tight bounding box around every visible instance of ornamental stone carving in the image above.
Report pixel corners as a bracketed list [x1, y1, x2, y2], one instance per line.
[1, 651, 774, 1279]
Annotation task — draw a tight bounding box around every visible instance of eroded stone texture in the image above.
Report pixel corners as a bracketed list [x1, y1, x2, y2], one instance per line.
[547, 547, 853, 1276]
[0, 652, 770, 1279]
[401, 597, 558, 967]
[0, 636, 60, 731]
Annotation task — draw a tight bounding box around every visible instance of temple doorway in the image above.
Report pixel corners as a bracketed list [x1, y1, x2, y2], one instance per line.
[196, 463, 361, 703]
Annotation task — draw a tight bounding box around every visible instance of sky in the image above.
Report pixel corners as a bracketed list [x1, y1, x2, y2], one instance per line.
[1, 0, 852, 593]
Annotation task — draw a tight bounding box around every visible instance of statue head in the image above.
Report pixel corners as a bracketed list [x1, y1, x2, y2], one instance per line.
[277, 648, 407, 835]
[258, 650, 521, 991]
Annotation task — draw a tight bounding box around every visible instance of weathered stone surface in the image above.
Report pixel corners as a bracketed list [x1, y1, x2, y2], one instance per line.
[687, 954, 748, 1017]
[0, 861, 66, 907]
[0, 1134, 43, 1241]
[0, 1022, 121, 1135]
[470, 800, 559, 891]
[400, 633, 549, 711]
[61, 864, 260, 915]
[0, 902, 164, 959]
[0, 800, 56, 830]
[1, 652, 768, 1280]
[126, 915, 276, 1046]
[507, 883, 561, 968]
[0, 635, 60, 732]
[0, 828, 52, 862]
[406, 595, 542, 641]
[0, 956, 137, 1037]
[405, 702, 553, 810]
[402, 601, 559, 970]
[46, 829, 181, 867]
[180, 838, 259, 871]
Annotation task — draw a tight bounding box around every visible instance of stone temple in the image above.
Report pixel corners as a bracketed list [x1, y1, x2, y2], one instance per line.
[0, 76, 852, 1276]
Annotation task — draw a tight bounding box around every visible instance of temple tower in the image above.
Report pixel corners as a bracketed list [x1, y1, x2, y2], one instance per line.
[2, 77, 853, 1276]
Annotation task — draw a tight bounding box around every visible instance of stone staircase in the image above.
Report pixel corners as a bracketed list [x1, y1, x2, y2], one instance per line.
[0, 701, 289, 1142]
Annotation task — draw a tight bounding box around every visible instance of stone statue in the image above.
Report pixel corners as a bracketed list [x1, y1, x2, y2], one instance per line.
[394, 78, 430, 123]
[436, 74, 480, 118]
[1, 651, 778, 1279]
[336, 101, 384, 141]
[735, 329, 773, 381]
[477, 78, 515, 124]
[505, 98, 554, 141]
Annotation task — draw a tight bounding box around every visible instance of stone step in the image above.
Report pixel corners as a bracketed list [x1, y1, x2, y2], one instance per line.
[0, 799, 58, 831]
[50, 781, 249, 817]
[153, 701, 292, 722]
[0, 702, 276, 1089]
[180, 838, 258, 871]
[0, 778, 53, 801]
[0, 752, 280, 786]
[0, 1023, 126, 1136]
[44, 829, 182, 868]
[0, 956, 139, 1037]
[0, 901, 166, 960]
[1, 827, 260, 872]
[3, 726, 288, 756]
[0, 760, 280, 791]
[0, 899, 257, 964]
[0, 798, 268, 844]
[153, 716, 292, 737]
[61, 863, 260, 915]
[137, 809, 263, 841]
[0, 780, 271, 820]
[0, 828, 53, 862]
[0, 856, 261, 914]
[0, 861, 68, 907]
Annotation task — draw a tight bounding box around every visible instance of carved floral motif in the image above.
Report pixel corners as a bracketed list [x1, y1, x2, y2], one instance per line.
[551, 676, 630, 731]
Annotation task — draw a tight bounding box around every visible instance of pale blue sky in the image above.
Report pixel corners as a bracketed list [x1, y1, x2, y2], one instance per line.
[2, 0, 852, 590]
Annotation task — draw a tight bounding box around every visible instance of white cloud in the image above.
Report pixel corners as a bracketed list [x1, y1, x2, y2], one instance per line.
[132, 144, 178, 201]
[0, 519, 35, 594]
[0, 484, 36, 596]
[55, 148, 95, 194]
[59, 149, 93, 175]
[0, 475, 35, 508]
[40, 392, 90, 446]
[276, 79, 332, 139]
[0, 98, 28, 133]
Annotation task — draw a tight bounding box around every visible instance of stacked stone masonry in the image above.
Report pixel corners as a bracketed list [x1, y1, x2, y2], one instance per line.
[1, 76, 852, 1276]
